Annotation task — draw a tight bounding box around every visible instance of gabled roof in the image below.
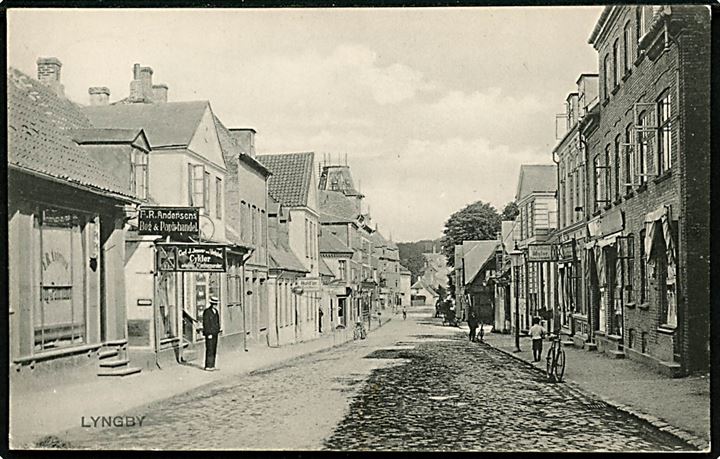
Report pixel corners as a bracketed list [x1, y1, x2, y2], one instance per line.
[213, 115, 271, 177]
[319, 231, 353, 255]
[268, 238, 309, 273]
[515, 164, 557, 201]
[83, 101, 209, 148]
[462, 240, 500, 286]
[411, 278, 438, 296]
[257, 152, 315, 207]
[7, 68, 137, 202]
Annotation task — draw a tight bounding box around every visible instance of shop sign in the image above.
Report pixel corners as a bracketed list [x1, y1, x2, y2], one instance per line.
[157, 244, 227, 272]
[138, 207, 199, 239]
[298, 278, 321, 292]
[527, 243, 557, 262]
[559, 241, 576, 261]
[600, 208, 624, 236]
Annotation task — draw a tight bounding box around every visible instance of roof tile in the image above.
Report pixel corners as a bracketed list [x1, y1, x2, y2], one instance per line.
[257, 152, 314, 207]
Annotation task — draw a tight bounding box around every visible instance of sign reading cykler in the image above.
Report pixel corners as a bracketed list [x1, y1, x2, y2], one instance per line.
[176, 245, 227, 272]
[527, 243, 557, 262]
[138, 207, 199, 238]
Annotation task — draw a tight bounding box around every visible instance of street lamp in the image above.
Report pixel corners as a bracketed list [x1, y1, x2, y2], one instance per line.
[509, 243, 524, 353]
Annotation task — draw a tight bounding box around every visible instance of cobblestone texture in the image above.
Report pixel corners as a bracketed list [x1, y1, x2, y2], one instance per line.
[324, 335, 692, 452]
[53, 311, 693, 452]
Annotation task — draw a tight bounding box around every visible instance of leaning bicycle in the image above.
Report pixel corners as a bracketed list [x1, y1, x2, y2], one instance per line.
[353, 320, 367, 340]
[545, 334, 566, 382]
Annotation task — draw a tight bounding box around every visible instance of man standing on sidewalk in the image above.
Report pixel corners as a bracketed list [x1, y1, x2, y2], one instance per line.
[529, 316, 546, 362]
[203, 296, 221, 371]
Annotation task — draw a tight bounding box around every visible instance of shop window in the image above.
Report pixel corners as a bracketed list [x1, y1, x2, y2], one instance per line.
[157, 271, 178, 340]
[194, 272, 221, 340]
[35, 208, 87, 351]
[131, 150, 148, 200]
[657, 91, 673, 174]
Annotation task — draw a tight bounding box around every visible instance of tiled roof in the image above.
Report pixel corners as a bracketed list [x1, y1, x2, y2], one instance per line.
[319, 231, 353, 255]
[257, 152, 314, 207]
[213, 115, 271, 177]
[319, 190, 359, 220]
[268, 239, 308, 273]
[319, 211, 355, 224]
[516, 164, 557, 201]
[83, 101, 208, 148]
[71, 128, 145, 144]
[7, 68, 137, 201]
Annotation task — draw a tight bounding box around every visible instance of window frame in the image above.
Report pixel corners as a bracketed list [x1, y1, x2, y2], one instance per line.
[215, 177, 222, 219]
[657, 90, 673, 174]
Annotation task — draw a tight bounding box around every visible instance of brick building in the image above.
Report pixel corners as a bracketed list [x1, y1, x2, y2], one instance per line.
[583, 5, 710, 375]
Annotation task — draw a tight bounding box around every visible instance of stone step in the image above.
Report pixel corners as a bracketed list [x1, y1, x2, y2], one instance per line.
[561, 340, 575, 347]
[608, 350, 625, 359]
[585, 343, 598, 351]
[99, 358, 130, 368]
[98, 349, 120, 360]
[97, 366, 142, 377]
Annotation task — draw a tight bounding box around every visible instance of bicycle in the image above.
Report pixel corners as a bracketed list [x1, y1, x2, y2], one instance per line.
[353, 321, 367, 340]
[545, 334, 566, 382]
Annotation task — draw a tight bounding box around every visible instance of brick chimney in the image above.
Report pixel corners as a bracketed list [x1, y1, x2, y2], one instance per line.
[229, 128, 257, 157]
[151, 83, 168, 103]
[129, 64, 154, 103]
[37, 57, 65, 97]
[88, 86, 110, 106]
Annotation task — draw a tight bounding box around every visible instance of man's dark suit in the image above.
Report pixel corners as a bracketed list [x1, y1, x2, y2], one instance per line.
[203, 305, 221, 369]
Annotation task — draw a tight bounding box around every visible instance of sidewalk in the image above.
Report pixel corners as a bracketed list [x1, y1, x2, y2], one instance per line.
[9, 317, 393, 448]
[477, 330, 710, 450]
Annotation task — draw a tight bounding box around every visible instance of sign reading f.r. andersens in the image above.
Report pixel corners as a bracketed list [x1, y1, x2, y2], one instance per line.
[138, 207, 199, 238]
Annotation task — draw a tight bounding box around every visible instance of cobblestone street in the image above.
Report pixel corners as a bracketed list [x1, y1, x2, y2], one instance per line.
[57, 308, 692, 452]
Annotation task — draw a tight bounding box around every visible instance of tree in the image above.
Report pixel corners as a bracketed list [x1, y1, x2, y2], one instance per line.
[398, 242, 427, 283]
[441, 200, 501, 267]
[501, 200, 520, 221]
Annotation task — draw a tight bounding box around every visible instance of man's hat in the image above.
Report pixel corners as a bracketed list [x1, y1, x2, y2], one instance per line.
[209, 296, 219, 305]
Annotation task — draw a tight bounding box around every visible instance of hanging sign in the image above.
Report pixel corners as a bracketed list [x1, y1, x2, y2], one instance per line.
[527, 243, 558, 262]
[298, 278, 321, 292]
[559, 240, 576, 261]
[138, 207, 199, 239]
[176, 245, 227, 272]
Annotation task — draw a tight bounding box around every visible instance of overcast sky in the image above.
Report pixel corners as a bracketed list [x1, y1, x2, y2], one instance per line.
[8, 7, 603, 241]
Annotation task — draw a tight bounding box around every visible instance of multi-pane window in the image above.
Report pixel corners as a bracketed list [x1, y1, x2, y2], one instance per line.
[36, 208, 88, 351]
[624, 22, 633, 71]
[603, 54, 611, 100]
[215, 177, 222, 219]
[189, 164, 206, 210]
[637, 111, 649, 185]
[203, 171, 211, 213]
[593, 156, 602, 212]
[338, 260, 347, 281]
[639, 229, 648, 303]
[612, 39, 620, 88]
[614, 136, 621, 201]
[604, 145, 611, 204]
[624, 124, 634, 194]
[657, 91, 672, 174]
[130, 150, 148, 200]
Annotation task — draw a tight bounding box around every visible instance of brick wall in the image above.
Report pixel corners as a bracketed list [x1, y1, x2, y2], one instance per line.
[586, 5, 710, 373]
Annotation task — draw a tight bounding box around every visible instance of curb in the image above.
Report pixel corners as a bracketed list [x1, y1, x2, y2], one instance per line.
[484, 340, 709, 452]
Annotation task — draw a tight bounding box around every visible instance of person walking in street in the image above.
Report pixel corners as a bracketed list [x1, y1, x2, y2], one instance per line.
[529, 316, 546, 363]
[202, 296, 221, 371]
[318, 307, 324, 333]
[402, 307, 407, 320]
[467, 312, 478, 342]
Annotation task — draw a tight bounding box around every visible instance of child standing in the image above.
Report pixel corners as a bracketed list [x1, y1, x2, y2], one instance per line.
[529, 317, 546, 362]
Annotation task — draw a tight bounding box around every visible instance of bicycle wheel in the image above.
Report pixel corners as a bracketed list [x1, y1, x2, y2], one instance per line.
[554, 348, 566, 382]
[545, 348, 554, 381]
